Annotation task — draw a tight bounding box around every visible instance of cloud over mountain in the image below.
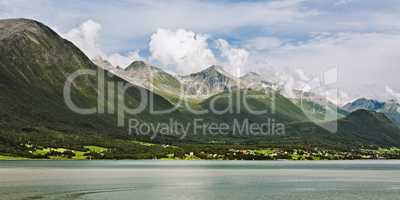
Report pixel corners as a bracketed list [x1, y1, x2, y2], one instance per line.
[63, 20, 103, 59]
[8, 0, 398, 101]
[215, 39, 249, 73]
[63, 20, 143, 68]
[149, 28, 216, 74]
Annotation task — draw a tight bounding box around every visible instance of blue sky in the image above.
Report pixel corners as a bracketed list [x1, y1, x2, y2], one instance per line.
[1, 0, 400, 103]
[3, 0, 397, 52]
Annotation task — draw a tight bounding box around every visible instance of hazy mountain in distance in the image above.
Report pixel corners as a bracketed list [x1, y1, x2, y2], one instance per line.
[380, 99, 400, 125]
[343, 98, 400, 125]
[343, 98, 385, 112]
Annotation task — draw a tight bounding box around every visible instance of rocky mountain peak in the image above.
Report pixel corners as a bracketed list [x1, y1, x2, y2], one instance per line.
[205, 65, 225, 72]
[178, 65, 240, 96]
[188, 65, 231, 78]
[343, 98, 385, 112]
[0, 18, 55, 40]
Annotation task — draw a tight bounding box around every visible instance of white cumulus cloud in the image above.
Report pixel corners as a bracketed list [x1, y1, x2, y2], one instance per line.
[247, 32, 400, 102]
[149, 28, 216, 74]
[63, 20, 104, 59]
[216, 39, 249, 72]
[386, 86, 400, 100]
[108, 50, 144, 68]
[63, 20, 143, 68]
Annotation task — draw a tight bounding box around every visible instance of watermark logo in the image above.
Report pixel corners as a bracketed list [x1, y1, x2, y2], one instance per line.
[292, 68, 339, 133]
[128, 118, 285, 140]
[62, 66, 340, 139]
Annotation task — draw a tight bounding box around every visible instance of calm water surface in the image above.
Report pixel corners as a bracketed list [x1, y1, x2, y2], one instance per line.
[1, 160, 400, 200]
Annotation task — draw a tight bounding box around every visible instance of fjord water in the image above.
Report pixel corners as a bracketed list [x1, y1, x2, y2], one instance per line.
[1, 161, 400, 200]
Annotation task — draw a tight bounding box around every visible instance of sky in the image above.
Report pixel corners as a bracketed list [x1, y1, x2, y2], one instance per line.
[1, 0, 400, 104]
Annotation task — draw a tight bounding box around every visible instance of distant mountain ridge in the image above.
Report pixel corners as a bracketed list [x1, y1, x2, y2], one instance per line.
[343, 98, 385, 112]
[122, 61, 181, 92]
[91, 56, 377, 125]
[343, 98, 400, 125]
[99, 59, 279, 100]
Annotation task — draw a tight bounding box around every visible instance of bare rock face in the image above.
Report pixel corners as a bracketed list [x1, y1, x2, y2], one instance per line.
[179, 65, 242, 96]
[343, 98, 385, 112]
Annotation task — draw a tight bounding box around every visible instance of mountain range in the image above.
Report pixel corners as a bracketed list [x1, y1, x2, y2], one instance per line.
[343, 98, 400, 125]
[1, 18, 400, 159]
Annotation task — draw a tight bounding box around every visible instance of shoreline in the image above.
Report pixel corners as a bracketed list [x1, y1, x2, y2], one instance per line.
[1, 157, 399, 161]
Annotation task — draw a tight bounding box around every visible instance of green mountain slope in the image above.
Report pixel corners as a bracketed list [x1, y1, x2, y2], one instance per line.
[0, 18, 178, 130]
[0, 18, 182, 158]
[187, 89, 400, 149]
[199, 89, 308, 123]
[244, 109, 400, 150]
[342, 98, 400, 126]
[334, 110, 400, 147]
[293, 98, 349, 122]
[1, 18, 400, 159]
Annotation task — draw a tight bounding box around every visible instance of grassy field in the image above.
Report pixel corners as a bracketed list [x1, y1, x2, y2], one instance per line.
[29, 145, 108, 160]
[0, 155, 29, 160]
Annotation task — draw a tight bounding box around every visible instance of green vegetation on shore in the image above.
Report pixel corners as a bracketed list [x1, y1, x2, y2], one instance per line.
[0, 155, 29, 160]
[29, 145, 107, 160]
[2, 145, 400, 161]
